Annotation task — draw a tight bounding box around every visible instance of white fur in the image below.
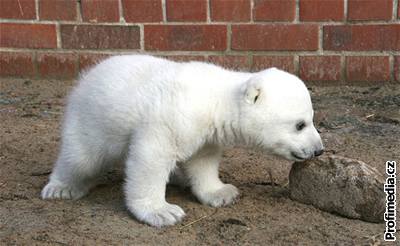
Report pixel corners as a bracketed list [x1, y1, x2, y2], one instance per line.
[41, 55, 323, 227]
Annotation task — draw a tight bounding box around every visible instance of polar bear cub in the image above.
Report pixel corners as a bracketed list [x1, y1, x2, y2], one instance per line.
[42, 55, 324, 227]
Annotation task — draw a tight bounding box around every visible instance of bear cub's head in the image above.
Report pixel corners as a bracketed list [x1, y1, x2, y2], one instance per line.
[239, 68, 324, 162]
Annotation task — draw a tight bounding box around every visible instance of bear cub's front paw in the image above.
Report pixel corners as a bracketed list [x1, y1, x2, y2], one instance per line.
[198, 184, 239, 207]
[128, 201, 186, 228]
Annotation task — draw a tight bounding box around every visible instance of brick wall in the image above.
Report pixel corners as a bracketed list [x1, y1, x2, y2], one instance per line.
[0, 0, 399, 85]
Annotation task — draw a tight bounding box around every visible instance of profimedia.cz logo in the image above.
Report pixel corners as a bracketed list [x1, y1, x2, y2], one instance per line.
[384, 161, 397, 242]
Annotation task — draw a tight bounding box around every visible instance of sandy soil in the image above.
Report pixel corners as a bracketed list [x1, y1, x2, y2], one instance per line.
[1, 78, 399, 245]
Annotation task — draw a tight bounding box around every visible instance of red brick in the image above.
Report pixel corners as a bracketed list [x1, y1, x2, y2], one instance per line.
[348, 0, 393, 21]
[299, 56, 341, 82]
[0, 23, 57, 49]
[61, 25, 140, 49]
[324, 25, 400, 51]
[208, 56, 249, 70]
[79, 53, 111, 72]
[0, 0, 36, 19]
[122, 0, 163, 22]
[39, 0, 77, 21]
[37, 53, 78, 79]
[395, 56, 400, 82]
[300, 0, 344, 21]
[251, 56, 295, 73]
[81, 0, 119, 23]
[166, 0, 207, 21]
[164, 55, 206, 62]
[210, 0, 251, 22]
[144, 25, 227, 51]
[253, 0, 295, 21]
[0, 52, 35, 77]
[232, 24, 319, 51]
[346, 56, 390, 82]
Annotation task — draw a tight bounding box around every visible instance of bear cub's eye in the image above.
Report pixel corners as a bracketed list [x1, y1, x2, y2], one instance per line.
[296, 121, 306, 131]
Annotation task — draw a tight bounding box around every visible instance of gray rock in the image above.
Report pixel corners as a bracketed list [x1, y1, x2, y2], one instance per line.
[289, 155, 385, 223]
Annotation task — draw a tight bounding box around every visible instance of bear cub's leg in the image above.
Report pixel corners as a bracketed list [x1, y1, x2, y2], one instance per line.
[124, 130, 185, 227]
[183, 145, 239, 207]
[41, 142, 105, 200]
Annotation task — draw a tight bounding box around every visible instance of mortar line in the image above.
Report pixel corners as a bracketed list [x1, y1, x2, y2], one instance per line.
[162, 0, 167, 22]
[139, 24, 144, 51]
[1, 18, 399, 25]
[250, 0, 254, 23]
[77, 0, 83, 22]
[227, 24, 232, 52]
[33, 51, 38, 79]
[389, 55, 395, 82]
[294, 55, 299, 75]
[394, 0, 399, 20]
[295, 0, 300, 23]
[118, 0, 125, 23]
[318, 25, 323, 54]
[344, 0, 348, 23]
[340, 55, 346, 83]
[56, 22, 61, 49]
[1, 47, 399, 56]
[248, 52, 253, 71]
[206, 0, 211, 23]
[35, 0, 39, 20]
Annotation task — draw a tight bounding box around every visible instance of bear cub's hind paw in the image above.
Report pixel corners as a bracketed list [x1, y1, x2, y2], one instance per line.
[41, 181, 88, 200]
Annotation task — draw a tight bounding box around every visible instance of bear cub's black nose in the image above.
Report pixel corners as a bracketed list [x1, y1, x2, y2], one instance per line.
[314, 149, 324, 157]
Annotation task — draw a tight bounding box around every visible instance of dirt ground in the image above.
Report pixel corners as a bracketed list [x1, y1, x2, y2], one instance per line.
[1, 78, 399, 245]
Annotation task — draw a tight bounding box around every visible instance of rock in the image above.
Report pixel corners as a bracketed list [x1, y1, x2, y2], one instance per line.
[289, 155, 385, 223]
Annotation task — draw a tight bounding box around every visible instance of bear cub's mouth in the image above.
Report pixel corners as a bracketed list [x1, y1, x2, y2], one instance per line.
[291, 152, 305, 161]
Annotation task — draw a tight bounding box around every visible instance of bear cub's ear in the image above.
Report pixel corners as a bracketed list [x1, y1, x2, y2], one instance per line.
[244, 81, 262, 104]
